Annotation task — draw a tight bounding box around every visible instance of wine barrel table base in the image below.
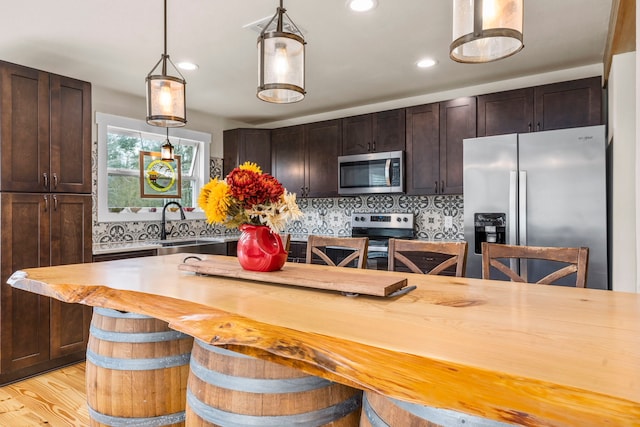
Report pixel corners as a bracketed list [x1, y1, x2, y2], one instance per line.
[186, 339, 362, 426]
[86, 307, 194, 427]
[361, 391, 513, 427]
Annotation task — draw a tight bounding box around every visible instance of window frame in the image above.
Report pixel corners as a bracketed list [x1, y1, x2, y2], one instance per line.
[96, 112, 211, 223]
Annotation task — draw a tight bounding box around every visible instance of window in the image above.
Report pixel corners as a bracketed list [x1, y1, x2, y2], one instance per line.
[96, 112, 211, 222]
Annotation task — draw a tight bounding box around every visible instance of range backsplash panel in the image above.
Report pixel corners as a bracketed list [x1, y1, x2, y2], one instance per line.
[93, 157, 464, 243]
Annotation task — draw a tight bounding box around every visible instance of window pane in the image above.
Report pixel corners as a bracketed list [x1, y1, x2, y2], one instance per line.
[107, 131, 141, 170]
[108, 174, 164, 208]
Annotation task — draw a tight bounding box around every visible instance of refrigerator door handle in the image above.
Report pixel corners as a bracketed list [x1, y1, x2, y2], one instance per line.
[508, 170, 518, 273]
[519, 170, 528, 281]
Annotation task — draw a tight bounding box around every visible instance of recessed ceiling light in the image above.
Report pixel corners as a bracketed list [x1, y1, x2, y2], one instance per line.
[347, 0, 378, 12]
[176, 62, 199, 71]
[417, 58, 437, 69]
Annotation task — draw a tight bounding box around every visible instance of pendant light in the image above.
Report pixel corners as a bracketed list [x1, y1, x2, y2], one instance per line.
[146, 0, 187, 127]
[257, 0, 306, 104]
[161, 128, 174, 161]
[450, 0, 524, 63]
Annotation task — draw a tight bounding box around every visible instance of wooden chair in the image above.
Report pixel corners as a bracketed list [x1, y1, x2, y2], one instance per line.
[279, 233, 291, 253]
[387, 239, 468, 277]
[305, 235, 369, 269]
[481, 242, 589, 288]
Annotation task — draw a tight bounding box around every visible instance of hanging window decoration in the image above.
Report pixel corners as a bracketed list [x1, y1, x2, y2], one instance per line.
[139, 151, 182, 198]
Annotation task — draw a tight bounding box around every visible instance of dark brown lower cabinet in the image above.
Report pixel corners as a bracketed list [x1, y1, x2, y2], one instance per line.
[0, 193, 92, 384]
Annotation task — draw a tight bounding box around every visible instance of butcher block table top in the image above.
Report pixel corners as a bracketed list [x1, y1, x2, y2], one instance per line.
[8, 254, 640, 426]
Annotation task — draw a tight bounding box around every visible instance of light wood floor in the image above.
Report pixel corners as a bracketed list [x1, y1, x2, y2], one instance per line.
[0, 363, 89, 426]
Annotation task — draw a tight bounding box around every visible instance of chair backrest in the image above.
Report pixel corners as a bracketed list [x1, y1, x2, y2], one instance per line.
[279, 233, 291, 253]
[305, 235, 369, 269]
[387, 239, 468, 277]
[481, 242, 589, 287]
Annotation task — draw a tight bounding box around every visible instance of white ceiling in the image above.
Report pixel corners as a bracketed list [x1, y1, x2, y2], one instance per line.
[1, 0, 613, 126]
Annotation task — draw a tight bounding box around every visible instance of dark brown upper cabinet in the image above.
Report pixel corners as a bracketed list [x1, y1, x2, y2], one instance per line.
[0, 61, 91, 194]
[271, 125, 306, 198]
[271, 120, 341, 198]
[342, 109, 405, 155]
[406, 98, 476, 196]
[534, 76, 603, 131]
[477, 76, 603, 137]
[223, 128, 271, 176]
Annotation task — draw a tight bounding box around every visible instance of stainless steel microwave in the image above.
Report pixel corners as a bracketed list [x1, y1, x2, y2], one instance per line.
[338, 150, 404, 195]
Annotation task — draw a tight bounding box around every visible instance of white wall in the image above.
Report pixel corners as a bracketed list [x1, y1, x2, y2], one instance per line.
[262, 64, 603, 128]
[90, 85, 246, 158]
[609, 52, 637, 292]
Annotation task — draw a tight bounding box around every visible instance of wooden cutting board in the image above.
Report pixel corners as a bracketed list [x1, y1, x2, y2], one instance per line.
[177, 255, 410, 297]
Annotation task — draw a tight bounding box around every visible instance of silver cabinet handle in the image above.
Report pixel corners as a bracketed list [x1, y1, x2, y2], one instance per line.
[52, 173, 58, 189]
[43, 195, 48, 212]
[43, 172, 49, 189]
[53, 194, 58, 210]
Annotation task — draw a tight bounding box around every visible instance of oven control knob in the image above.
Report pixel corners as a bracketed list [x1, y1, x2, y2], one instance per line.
[403, 217, 408, 222]
[359, 216, 365, 222]
[353, 217, 359, 222]
[396, 217, 402, 222]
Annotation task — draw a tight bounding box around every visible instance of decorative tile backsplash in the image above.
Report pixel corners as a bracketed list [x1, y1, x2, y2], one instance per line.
[93, 157, 464, 243]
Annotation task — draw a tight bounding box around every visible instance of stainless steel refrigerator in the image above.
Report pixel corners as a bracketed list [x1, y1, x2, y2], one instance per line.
[463, 125, 608, 289]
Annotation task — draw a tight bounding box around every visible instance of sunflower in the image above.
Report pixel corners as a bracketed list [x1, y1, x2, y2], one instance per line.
[198, 178, 231, 224]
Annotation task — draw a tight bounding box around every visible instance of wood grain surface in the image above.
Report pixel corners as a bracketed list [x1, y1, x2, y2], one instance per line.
[0, 363, 89, 426]
[178, 255, 408, 296]
[8, 254, 640, 426]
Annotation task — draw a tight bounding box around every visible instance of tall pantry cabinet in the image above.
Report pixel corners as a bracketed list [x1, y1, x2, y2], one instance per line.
[0, 60, 92, 384]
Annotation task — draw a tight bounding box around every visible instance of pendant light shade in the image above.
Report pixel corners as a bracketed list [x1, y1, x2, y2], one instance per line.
[450, 0, 524, 63]
[257, 0, 306, 104]
[161, 128, 174, 161]
[146, 0, 187, 127]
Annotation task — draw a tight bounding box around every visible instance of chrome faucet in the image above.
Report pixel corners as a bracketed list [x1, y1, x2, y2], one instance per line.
[161, 201, 186, 240]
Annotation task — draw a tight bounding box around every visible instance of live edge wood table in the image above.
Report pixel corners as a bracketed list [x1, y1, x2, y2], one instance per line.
[7, 254, 640, 426]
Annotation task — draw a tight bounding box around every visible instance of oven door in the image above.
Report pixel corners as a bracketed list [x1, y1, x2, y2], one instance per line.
[365, 239, 389, 270]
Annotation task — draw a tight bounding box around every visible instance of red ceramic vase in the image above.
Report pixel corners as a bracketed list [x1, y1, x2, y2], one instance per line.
[236, 224, 288, 272]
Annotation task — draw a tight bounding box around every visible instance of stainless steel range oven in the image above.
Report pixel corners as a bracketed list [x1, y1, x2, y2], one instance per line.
[351, 212, 414, 269]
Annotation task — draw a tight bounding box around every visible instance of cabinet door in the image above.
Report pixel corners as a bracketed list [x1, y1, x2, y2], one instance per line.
[271, 126, 306, 197]
[0, 62, 50, 192]
[305, 119, 341, 198]
[534, 76, 603, 131]
[440, 97, 476, 195]
[477, 88, 534, 136]
[405, 103, 440, 195]
[341, 114, 372, 155]
[0, 193, 51, 374]
[223, 129, 272, 176]
[49, 194, 92, 358]
[49, 75, 92, 193]
[373, 108, 405, 152]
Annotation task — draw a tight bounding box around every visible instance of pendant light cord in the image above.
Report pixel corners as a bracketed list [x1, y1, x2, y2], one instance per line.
[162, 0, 168, 75]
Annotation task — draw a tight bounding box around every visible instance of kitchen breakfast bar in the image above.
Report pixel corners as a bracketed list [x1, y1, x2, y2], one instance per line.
[7, 253, 640, 426]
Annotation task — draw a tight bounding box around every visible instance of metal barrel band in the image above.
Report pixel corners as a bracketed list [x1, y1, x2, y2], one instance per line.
[186, 387, 361, 427]
[89, 324, 189, 343]
[362, 393, 390, 427]
[94, 307, 152, 319]
[87, 405, 185, 427]
[86, 349, 191, 371]
[389, 396, 513, 427]
[190, 352, 332, 393]
[195, 338, 254, 358]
